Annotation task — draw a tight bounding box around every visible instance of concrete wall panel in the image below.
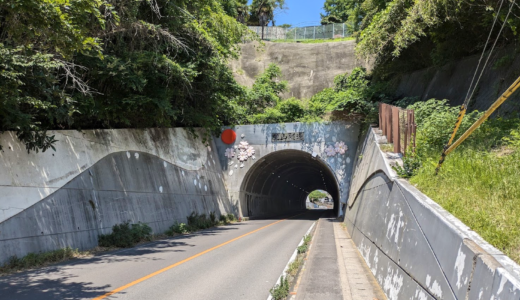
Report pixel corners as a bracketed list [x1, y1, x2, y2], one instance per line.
[347, 127, 520, 299]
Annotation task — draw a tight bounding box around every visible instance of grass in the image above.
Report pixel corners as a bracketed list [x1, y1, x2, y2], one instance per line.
[407, 114, 520, 263]
[410, 148, 520, 262]
[270, 37, 355, 44]
[0, 247, 88, 275]
[380, 143, 394, 152]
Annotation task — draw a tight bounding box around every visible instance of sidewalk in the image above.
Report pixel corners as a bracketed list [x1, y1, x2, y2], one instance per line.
[292, 217, 386, 300]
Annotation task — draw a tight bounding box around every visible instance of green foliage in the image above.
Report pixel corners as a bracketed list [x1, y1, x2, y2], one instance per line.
[0, 247, 81, 273]
[165, 222, 191, 235]
[317, 0, 520, 79]
[308, 190, 328, 200]
[392, 151, 422, 178]
[249, 0, 286, 26]
[187, 212, 215, 230]
[393, 97, 520, 263]
[321, 0, 362, 33]
[98, 221, 153, 248]
[287, 257, 302, 276]
[309, 67, 385, 120]
[297, 234, 312, 254]
[407, 99, 483, 154]
[270, 275, 289, 300]
[1, 0, 251, 151]
[297, 244, 308, 254]
[226, 213, 237, 222]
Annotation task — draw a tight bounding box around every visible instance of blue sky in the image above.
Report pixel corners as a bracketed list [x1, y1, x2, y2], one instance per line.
[248, 0, 325, 27]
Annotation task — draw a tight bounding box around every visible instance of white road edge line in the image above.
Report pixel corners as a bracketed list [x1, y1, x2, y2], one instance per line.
[267, 220, 316, 300]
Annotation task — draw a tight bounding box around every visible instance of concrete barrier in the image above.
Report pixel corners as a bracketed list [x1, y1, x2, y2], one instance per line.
[345, 127, 520, 299]
[0, 128, 235, 264]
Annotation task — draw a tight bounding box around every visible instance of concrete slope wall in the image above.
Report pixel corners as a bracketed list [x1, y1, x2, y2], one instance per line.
[0, 129, 234, 264]
[230, 41, 370, 100]
[346, 127, 520, 300]
[395, 47, 520, 114]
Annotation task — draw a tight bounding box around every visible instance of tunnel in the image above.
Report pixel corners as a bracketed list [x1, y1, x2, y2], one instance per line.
[239, 149, 340, 218]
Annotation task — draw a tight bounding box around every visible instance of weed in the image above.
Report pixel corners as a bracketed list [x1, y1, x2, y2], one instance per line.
[226, 213, 237, 222]
[297, 234, 312, 254]
[392, 151, 421, 178]
[380, 143, 394, 152]
[287, 258, 302, 276]
[165, 222, 191, 235]
[187, 212, 215, 230]
[98, 221, 152, 248]
[0, 247, 83, 274]
[270, 275, 289, 300]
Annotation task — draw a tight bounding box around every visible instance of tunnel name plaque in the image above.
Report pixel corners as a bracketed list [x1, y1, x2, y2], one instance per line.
[271, 132, 304, 142]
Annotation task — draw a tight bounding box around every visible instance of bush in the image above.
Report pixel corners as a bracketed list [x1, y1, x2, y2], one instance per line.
[165, 223, 191, 235]
[407, 99, 482, 153]
[226, 213, 237, 222]
[270, 275, 289, 300]
[98, 221, 152, 248]
[186, 212, 214, 230]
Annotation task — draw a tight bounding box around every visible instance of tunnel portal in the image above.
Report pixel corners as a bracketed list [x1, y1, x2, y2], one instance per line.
[240, 149, 340, 218]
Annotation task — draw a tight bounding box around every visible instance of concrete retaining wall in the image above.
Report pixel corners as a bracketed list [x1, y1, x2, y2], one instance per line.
[395, 46, 520, 114]
[345, 127, 520, 299]
[0, 129, 234, 264]
[230, 41, 370, 100]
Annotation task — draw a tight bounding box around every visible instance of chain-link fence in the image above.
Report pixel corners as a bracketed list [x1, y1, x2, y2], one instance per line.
[248, 23, 350, 41]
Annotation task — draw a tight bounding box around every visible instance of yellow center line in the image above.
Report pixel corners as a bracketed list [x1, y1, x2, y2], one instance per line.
[92, 213, 305, 300]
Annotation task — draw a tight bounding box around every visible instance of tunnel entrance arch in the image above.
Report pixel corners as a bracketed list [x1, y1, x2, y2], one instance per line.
[239, 149, 340, 218]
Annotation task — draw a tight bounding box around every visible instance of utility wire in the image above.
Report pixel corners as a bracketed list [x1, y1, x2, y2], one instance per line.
[466, 0, 516, 105]
[464, 0, 505, 107]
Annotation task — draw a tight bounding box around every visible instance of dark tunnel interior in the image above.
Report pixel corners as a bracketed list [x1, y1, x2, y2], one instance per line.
[239, 149, 340, 218]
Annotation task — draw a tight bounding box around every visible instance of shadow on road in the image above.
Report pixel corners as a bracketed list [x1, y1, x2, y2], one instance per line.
[0, 222, 246, 300]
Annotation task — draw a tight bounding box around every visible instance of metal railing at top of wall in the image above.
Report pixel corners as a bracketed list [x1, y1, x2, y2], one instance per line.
[379, 103, 417, 155]
[247, 23, 350, 41]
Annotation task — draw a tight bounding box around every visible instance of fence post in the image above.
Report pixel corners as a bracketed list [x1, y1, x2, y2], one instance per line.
[332, 23, 334, 38]
[313, 26, 316, 39]
[392, 106, 400, 153]
[304, 27, 307, 40]
[342, 23, 345, 37]
[294, 28, 296, 41]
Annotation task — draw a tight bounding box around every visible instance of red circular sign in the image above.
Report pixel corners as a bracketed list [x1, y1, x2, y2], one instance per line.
[221, 129, 237, 144]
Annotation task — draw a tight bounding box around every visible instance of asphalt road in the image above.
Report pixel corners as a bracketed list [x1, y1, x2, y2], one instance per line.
[0, 210, 323, 300]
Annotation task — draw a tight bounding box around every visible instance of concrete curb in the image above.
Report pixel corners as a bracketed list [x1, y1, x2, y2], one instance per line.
[267, 221, 316, 300]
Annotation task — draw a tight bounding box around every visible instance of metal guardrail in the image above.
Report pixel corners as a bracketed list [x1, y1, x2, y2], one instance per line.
[379, 103, 417, 155]
[248, 23, 349, 41]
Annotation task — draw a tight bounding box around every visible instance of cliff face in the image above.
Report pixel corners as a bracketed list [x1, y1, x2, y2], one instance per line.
[230, 40, 371, 100]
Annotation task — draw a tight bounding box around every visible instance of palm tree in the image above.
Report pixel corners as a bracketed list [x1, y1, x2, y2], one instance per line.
[250, 0, 286, 39]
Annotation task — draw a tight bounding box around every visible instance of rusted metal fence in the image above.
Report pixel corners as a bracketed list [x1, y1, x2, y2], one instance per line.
[378, 103, 417, 155]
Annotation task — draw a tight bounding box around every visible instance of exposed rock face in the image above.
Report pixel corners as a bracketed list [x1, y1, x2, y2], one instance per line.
[230, 40, 371, 99]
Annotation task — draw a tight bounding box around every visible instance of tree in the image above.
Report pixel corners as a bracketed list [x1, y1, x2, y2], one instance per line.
[308, 190, 328, 201]
[0, 0, 251, 152]
[249, 0, 286, 39]
[321, 0, 363, 33]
